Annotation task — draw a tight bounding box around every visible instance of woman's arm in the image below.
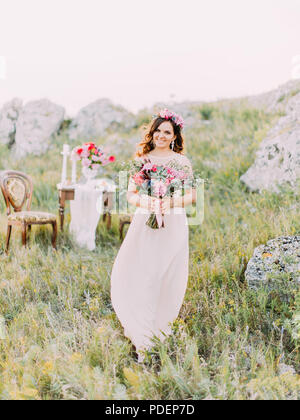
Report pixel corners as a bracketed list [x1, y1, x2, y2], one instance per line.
[172, 189, 196, 208]
[126, 175, 143, 208]
[173, 156, 196, 207]
[126, 178, 159, 211]
[127, 190, 160, 211]
[126, 190, 141, 207]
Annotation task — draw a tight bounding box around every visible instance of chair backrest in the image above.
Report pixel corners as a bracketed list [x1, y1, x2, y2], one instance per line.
[0, 170, 33, 215]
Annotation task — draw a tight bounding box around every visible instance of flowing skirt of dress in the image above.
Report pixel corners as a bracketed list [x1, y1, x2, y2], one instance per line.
[110, 206, 189, 354]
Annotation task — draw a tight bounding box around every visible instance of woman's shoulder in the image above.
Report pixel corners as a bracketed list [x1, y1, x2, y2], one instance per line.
[177, 154, 193, 176]
[176, 153, 191, 164]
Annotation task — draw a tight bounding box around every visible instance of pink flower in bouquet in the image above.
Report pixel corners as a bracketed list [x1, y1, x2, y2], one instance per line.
[177, 170, 188, 179]
[153, 180, 167, 198]
[91, 164, 99, 170]
[165, 177, 175, 186]
[142, 162, 153, 171]
[133, 172, 145, 186]
[166, 168, 177, 176]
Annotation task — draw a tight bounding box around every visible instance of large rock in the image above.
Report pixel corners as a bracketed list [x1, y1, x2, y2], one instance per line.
[0, 98, 23, 146]
[245, 236, 300, 292]
[68, 99, 136, 140]
[217, 80, 300, 113]
[14, 99, 65, 157]
[240, 89, 300, 193]
[245, 79, 300, 112]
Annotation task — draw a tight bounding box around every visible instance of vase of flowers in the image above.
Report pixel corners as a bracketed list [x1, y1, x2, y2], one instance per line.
[71, 141, 115, 183]
[81, 165, 99, 181]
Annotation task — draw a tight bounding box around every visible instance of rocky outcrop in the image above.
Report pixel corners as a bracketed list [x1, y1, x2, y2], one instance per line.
[245, 236, 300, 293]
[14, 99, 65, 157]
[245, 79, 300, 113]
[68, 98, 136, 140]
[0, 98, 23, 146]
[240, 87, 300, 193]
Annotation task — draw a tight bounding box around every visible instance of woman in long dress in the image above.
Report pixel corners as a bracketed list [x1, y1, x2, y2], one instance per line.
[110, 110, 195, 362]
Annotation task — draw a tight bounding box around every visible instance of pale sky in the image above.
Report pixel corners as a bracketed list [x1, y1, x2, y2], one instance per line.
[0, 0, 299, 116]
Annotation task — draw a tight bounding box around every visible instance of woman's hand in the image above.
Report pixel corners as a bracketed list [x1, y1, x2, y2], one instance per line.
[140, 195, 161, 212]
[161, 196, 173, 214]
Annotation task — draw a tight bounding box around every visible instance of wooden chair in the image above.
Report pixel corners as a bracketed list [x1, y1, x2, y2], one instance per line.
[102, 190, 114, 230]
[119, 214, 133, 240]
[0, 170, 57, 254]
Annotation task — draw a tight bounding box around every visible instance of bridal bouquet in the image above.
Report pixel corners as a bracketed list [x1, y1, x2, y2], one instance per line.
[71, 141, 115, 169]
[129, 159, 194, 229]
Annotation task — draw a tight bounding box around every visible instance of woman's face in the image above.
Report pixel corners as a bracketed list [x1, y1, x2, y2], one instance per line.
[152, 121, 176, 150]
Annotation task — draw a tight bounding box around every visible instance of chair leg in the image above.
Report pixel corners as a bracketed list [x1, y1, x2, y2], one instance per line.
[119, 221, 125, 240]
[21, 224, 27, 247]
[120, 221, 131, 240]
[51, 221, 57, 250]
[106, 213, 112, 230]
[5, 225, 12, 254]
[119, 222, 122, 240]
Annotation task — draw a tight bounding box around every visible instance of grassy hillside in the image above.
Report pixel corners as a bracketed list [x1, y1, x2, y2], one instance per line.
[0, 102, 299, 400]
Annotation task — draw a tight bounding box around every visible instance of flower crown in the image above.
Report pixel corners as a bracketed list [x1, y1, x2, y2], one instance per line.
[153, 108, 184, 129]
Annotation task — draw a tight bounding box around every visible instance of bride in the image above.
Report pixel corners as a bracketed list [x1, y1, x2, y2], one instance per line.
[110, 109, 195, 363]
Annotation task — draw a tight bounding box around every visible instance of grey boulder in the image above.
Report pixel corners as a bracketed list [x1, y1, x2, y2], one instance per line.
[68, 98, 136, 140]
[240, 90, 300, 193]
[0, 98, 23, 146]
[245, 236, 300, 292]
[14, 98, 65, 157]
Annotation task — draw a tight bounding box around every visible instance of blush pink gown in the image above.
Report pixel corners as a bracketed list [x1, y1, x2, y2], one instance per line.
[110, 153, 193, 357]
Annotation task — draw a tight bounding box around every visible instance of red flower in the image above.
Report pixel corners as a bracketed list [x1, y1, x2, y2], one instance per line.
[152, 166, 157, 172]
[77, 148, 83, 154]
[133, 174, 144, 186]
[108, 155, 115, 162]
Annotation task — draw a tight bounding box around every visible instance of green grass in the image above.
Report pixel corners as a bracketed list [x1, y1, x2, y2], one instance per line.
[0, 102, 299, 400]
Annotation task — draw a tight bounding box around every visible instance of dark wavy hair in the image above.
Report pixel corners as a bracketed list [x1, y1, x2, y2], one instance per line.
[135, 117, 185, 157]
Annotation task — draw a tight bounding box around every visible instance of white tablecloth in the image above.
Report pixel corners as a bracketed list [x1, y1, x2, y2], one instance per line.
[69, 178, 116, 251]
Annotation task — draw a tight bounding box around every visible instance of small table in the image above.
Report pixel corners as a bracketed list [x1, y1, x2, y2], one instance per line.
[57, 183, 114, 231]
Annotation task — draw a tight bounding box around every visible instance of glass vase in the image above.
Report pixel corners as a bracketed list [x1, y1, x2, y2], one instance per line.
[82, 166, 99, 182]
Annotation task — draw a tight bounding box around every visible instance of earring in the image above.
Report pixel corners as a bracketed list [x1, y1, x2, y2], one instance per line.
[171, 141, 175, 150]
